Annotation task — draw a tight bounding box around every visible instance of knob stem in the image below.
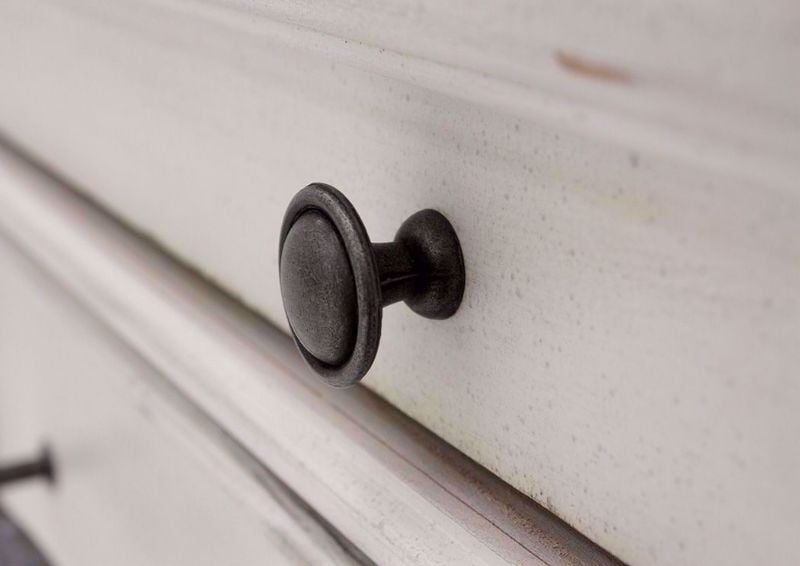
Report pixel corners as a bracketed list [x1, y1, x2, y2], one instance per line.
[373, 241, 418, 308]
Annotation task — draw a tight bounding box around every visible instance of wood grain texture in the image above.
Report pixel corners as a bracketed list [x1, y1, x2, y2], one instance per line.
[0, 1, 798, 564]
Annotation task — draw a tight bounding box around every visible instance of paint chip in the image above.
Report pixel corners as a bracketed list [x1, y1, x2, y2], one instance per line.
[556, 51, 632, 84]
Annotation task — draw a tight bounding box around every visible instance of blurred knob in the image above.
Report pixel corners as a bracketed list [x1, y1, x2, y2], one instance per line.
[0, 447, 55, 488]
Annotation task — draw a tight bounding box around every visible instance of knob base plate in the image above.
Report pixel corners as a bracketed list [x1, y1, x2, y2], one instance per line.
[394, 209, 465, 320]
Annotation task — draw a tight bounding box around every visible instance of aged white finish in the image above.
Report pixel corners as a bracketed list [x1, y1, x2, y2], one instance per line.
[0, 248, 363, 565]
[1, 1, 799, 564]
[0, 146, 615, 566]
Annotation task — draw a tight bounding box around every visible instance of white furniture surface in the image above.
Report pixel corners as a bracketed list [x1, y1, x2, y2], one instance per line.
[0, 238, 363, 566]
[1, 1, 799, 564]
[0, 145, 614, 565]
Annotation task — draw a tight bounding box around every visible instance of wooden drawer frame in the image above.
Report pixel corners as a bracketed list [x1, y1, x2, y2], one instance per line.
[0, 141, 616, 565]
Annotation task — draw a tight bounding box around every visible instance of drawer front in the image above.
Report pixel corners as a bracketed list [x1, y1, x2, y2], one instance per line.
[2, 2, 799, 565]
[0, 239, 361, 566]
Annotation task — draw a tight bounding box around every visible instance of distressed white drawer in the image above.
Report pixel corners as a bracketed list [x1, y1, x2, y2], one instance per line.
[0, 239, 364, 565]
[1, 1, 799, 565]
[0, 146, 613, 566]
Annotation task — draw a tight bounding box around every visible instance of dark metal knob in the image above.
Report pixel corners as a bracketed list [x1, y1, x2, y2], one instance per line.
[279, 183, 465, 387]
[0, 447, 55, 488]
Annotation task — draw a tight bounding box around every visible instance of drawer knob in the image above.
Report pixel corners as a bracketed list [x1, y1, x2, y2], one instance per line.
[280, 183, 465, 387]
[0, 447, 55, 488]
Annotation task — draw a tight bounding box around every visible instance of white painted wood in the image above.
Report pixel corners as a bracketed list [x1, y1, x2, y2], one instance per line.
[0, 146, 617, 566]
[0, 248, 363, 565]
[0, 2, 798, 564]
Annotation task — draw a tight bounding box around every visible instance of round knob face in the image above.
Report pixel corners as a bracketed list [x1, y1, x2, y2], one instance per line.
[279, 210, 358, 366]
[279, 182, 463, 388]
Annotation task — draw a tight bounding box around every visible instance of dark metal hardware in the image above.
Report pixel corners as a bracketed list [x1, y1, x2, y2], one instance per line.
[0, 448, 55, 488]
[279, 183, 465, 387]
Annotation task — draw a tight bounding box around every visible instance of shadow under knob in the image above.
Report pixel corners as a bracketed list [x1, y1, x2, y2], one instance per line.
[279, 183, 465, 387]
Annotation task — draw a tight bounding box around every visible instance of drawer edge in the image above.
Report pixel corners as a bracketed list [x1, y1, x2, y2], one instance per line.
[0, 139, 619, 565]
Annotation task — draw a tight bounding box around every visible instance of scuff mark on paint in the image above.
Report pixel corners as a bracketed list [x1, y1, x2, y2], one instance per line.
[556, 51, 632, 84]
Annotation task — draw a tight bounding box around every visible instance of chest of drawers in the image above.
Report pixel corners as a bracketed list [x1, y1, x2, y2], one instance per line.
[1, 1, 799, 564]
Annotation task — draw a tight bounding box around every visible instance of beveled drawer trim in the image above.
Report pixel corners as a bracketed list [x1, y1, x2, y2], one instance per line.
[0, 239, 369, 565]
[120, 0, 798, 190]
[0, 142, 619, 565]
